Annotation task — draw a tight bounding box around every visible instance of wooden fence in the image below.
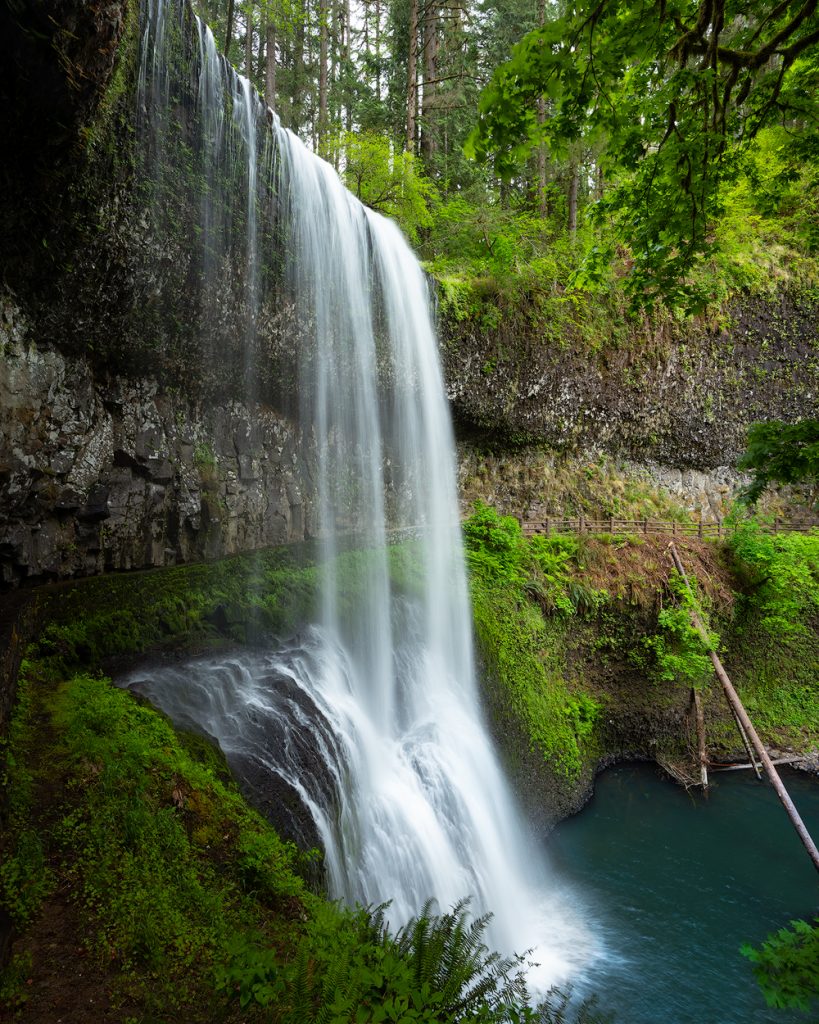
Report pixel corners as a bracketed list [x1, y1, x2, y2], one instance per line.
[521, 515, 819, 538]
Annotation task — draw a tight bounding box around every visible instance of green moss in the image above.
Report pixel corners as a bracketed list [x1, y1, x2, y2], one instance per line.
[464, 504, 819, 787]
[0, 662, 54, 931]
[725, 525, 819, 743]
[0, 643, 317, 1017]
[81, 0, 140, 164]
[48, 671, 305, 977]
[465, 504, 603, 778]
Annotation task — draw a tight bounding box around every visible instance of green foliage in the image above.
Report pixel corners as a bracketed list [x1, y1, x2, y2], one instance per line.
[423, 191, 628, 353]
[642, 606, 713, 686]
[641, 572, 717, 687]
[392, 898, 529, 1021]
[0, 664, 54, 930]
[467, 0, 819, 304]
[526, 535, 578, 616]
[218, 896, 609, 1024]
[729, 522, 819, 637]
[0, 950, 34, 1012]
[335, 131, 437, 243]
[47, 672, 304, 993]
[464, 504, 603, 777]
[463, 501, 528, 585]
[0, 828, 52, 930]
[742, 917, 819, 1012]
[737, 419, 819, 507]
[305, 898, 527, 1024]
[705, 127, 819, 298]
[717, 518, 819, 741]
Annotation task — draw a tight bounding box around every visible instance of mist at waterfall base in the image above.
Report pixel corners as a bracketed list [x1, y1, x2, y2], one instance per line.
[129, 0, 599, 995]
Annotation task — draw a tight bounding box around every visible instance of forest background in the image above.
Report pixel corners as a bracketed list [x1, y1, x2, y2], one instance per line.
[196, 0, 819, 322]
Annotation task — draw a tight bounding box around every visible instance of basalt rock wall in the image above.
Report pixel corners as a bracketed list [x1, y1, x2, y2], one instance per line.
[0, 0, 315, 588]
[442, 291, 819, 472]
[0, 293, 313, 588]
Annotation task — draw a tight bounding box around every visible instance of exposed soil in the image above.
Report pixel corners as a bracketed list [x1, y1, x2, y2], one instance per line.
[0, 891, 138, 1024]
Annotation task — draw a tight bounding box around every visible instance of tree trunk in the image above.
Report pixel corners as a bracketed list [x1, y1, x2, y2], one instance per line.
[225, 0, 236, 59]
[374, 0, 381, 102]
[568, 160, 578, 236]
[343, 0, 352, 131]
[691, 688, 709, 793]
[405, 0, 418, 152]
[537, 0, 547, 216]
[668, 542, 819, 876]
[265, 15, 276, 110]
[292, 13, 304, 133]
[257, 6, 266, 82]
[318, 0, 328, 144]
[420, 1, 438, 161]
[245, 2, 254, 77]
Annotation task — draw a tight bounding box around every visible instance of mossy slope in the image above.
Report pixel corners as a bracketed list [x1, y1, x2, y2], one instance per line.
[465, 504, 819, 828]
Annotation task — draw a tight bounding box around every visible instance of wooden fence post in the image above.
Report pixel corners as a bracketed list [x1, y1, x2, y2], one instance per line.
[692, 688, 708, 794]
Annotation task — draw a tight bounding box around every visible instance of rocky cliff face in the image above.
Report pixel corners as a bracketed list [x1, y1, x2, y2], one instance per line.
[442, 289, 818, 523]
[0, 0, 315, 588]
[0, 293, 313, 587]
[442, 291, 819, 468]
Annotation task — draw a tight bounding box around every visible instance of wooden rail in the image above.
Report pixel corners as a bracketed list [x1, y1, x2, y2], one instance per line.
[521, 516, 818, 538]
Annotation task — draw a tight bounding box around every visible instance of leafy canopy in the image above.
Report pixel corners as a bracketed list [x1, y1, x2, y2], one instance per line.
[466, 0, 819, 305]
[742, 917, 819, 1012]
[332, 130, 437, 243]
[737, 419, 819, 507]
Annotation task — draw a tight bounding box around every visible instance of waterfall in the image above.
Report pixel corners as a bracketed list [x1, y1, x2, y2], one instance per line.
[129, 0, 598, 990]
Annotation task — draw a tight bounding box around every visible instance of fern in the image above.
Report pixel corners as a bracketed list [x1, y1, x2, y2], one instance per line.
[222, 898, 612, 1024]
[394, 897, 529, 1022]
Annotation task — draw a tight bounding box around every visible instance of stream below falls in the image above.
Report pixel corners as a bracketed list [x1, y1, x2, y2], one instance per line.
[551, 762, 819, 1024]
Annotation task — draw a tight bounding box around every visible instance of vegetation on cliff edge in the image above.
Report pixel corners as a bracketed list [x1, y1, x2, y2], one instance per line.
[0, 543, 608, 1023]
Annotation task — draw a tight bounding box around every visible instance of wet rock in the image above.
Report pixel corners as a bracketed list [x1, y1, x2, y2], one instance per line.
[0, 294, 316, 589]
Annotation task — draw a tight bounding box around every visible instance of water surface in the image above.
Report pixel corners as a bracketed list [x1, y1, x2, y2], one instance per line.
[550, 763, 819, 1023]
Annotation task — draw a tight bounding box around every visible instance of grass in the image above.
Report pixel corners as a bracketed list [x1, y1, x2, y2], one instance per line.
[464, 504, 604, 779]
[0, 650, 312, 1018]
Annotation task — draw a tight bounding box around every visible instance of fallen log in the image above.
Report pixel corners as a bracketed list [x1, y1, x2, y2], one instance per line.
[711, 756, 805, 772]
[668, 542, 819, 875]
[691, 687, 709, 793]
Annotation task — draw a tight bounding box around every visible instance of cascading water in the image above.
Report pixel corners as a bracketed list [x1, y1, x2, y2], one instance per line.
[129, 0, 599, 989]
